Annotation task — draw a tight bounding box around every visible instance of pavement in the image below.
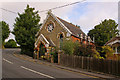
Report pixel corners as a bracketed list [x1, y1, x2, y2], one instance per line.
[2, 49, 120, 80]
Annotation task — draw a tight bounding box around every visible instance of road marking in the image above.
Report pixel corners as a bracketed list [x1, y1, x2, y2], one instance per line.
[20, 66, 55, 79]
[3, 58, 13, 64]
[13, 54, 101, 79]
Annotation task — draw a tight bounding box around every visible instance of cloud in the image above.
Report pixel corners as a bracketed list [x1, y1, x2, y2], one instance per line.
[75, 2, 118, 34]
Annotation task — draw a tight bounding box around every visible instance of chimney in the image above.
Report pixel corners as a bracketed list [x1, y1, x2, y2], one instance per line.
[80, 34, 83, 42]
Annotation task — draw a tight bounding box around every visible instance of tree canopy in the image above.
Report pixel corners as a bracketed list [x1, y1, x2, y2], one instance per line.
[88, 19, 119, 47]
[5, 39, 17, 48]
[12, 5, 41, 56]
[0, 21, 10, 47]
[62, 40, 75, 55]
[102, 46, 114, 59]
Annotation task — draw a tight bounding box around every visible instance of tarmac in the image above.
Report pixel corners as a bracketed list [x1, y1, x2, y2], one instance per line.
[13, 53, 120, 80]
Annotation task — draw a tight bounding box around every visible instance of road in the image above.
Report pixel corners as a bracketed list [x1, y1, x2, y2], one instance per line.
[2, 49, 100, 79]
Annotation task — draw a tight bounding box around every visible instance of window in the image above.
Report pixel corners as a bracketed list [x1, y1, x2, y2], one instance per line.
[78, 33, 81, 37]
[47, 23, 54, 32]
[113, 47, 115, 51]
[66, 32, 70, 37]
[57, 32, 64, 49]
[117, 46, 120, 53]
[60, 34, 63, 50]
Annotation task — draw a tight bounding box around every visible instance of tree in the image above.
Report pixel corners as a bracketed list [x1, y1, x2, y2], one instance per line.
[88, 19, 119, 52]
[12, 5, 41, 57]
[5, 39, 17, 48]
[62, 40, 75, 55]
[102, 46, 114, 59]
[0, 21, 10, 48]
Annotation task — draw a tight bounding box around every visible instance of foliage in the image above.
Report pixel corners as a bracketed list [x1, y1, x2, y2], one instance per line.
[62, 40, 75, 55]
[39, 43, 46, 56]
[49, 47, 58, 63]
[4, 39, 17, 48]
[0, 21, 10, 47]
[102, 46, 114, 58]
[12, 5, 41, 57]
[62, 39, 99, 57]
[74, 44, 94, 57]
[92, 49, 104, 59]
[73, 43, 104, 58]
[88, 19, 119, 47]
[73, 41, 81, 55]
[49, 52, 54, 55]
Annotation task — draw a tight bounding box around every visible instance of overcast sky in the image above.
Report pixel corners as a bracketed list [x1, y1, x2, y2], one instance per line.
[0, 0, 119, 41]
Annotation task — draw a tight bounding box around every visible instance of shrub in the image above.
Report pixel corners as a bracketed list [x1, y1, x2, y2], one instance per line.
[73, 44, 95, 57]
[5, 39, 17, 48]
[62, 39, 103, 58]
[62, 40, 74, 55]
[102, 46, 114, 59]
[92, 49, 104, 59]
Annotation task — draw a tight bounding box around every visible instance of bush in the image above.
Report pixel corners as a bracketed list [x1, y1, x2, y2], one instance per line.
[62, 40, 74, 55]
[49, 47, 58, 63]
[92, 49, 104, 59]
[74, 43, 95, 57]
[5, 39, 17, 48]
[62, 39, 104, 58]
[102, 46, 114, 59]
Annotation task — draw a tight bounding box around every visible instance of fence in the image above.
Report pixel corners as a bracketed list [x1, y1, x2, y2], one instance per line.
[60, 54, 120, 76]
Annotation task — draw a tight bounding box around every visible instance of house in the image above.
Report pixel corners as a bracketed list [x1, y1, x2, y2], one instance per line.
[35, 10, 94, 59]
[105, 36, 120, 55]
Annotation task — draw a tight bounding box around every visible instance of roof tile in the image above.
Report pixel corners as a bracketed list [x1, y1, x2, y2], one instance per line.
[57, 17, 86, 38]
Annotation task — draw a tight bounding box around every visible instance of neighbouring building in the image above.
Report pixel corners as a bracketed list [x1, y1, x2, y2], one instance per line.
[105, 36, 120, 55]
[35, 10, 94, 59]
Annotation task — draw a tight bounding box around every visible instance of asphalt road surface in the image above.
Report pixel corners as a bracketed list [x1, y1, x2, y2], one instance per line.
[2, 49, 99, 79]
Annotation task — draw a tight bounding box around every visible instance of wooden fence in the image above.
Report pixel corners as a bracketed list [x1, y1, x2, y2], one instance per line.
[60, 54, 120, 76]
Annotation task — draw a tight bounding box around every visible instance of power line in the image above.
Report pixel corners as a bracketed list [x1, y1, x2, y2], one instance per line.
[39, 0, 86, 13]
[0, 8, 17, 14]
[0, 0, 86, 14]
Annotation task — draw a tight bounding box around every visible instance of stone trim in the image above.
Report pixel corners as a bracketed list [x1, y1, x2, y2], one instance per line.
[41, 34, 49, 45]
[57, 32, 65, 38]
[35, 34, 49, 48]
[48, 12, 72, 35]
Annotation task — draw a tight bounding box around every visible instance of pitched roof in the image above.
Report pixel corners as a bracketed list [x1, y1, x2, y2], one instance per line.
[105, 36, 120, 45]
[57, 17, 86, 38]
[36, 12, 86, 38]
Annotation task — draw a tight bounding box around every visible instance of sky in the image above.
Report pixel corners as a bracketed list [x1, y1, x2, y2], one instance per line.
[0, 0, 119, 42]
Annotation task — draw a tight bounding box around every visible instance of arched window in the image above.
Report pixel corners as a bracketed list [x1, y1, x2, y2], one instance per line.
[57, 32, 65, 49]
[60, 34, 63, 40]
[59, 34, 63, 50]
